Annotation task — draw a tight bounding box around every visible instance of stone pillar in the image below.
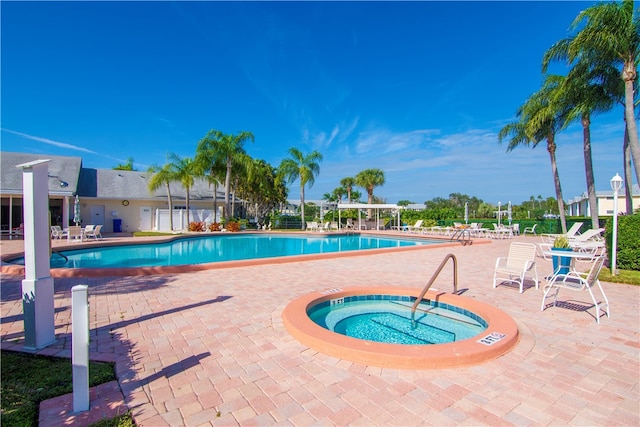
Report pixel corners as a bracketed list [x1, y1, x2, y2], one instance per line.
[16, 159, 55, 350]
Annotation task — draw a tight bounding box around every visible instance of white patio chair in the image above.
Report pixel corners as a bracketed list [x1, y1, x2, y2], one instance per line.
[84, 224, 103, 240]
[406, 219, 424, 233]
[493, 242, 539, 293]
[50, 225, 67, 240]
[541, 255, 609, 324]
[67, 225, 83, 242]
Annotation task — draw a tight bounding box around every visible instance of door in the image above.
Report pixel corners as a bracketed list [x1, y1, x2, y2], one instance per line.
[140, 206, 152, 230]
[90, 205, 105, 226]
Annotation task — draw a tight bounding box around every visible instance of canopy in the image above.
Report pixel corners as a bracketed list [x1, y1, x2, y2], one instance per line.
[336, 203, 403, 230]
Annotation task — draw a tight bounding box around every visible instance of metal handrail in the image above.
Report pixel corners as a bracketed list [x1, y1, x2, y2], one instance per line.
[450, 228, 471, 245]
[411, 254, 458, 320]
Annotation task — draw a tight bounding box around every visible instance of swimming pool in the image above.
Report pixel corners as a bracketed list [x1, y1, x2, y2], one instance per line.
[6, 233, 445, 271]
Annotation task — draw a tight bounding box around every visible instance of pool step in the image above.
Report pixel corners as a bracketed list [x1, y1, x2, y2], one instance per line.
[371, 313, 456, 345]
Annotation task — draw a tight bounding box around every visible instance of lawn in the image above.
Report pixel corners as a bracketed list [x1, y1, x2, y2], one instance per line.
[0, 351, 134, 427]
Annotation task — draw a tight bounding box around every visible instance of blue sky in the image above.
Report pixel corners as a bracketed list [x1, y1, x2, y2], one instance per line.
[1, 1, 633, 205]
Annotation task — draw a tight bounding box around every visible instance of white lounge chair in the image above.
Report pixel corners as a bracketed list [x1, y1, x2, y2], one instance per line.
[50, 225, 67, 240]
[541, 255, 609, 324]
[523, 224, 537, 236]
[84, 224, 102, 240]
[406, 220, 424, 233]
[568, 228, 604, 245]
[493, 242, 539, 293]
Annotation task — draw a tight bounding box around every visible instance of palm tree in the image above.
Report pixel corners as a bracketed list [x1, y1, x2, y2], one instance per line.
[196, 133, 228, 224]
[168, 153, 196, 229]
[147, 161, 176, 231]
[197, 130, 255, 220]
[543, 0, 640, 184]
[340, 177, 356, 203]
[355, 168, 385, 219]
[278, 147, 323, 230]
[498, 75, 569, 233]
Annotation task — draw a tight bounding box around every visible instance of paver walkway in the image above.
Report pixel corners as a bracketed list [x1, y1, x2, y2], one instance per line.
[1, 233, 638, 426]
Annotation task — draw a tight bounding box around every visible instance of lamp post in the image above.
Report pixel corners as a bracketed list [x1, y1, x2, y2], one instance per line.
[610, 173, 623, 276]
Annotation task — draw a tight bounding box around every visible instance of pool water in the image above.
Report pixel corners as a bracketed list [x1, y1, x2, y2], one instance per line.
[308, 295, 486, 345]
[11, 233, 441, 269]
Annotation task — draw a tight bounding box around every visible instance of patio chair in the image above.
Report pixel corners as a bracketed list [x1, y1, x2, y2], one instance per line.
[306, 221, 319, 231]
[50, 225, 67, 240]
[568, 228, 604, 245]
[522, 224, 537, 236]
[84, 224, 102, 240]
[540, 255, 609, 324]
[407, 219, 424, 233]
[67, 225, 83, 242]
[493, 242, 539, 293]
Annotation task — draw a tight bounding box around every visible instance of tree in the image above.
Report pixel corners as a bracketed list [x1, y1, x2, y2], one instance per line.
[355, 168, 385, 219]
[278, 147, 323, 230]
[340, 177, 356, 203]
[114, 157, 136, 171]
[196, 130, 254, 220]
[168, 153, 196, 228]
[147, 160, 176, 231]
[195, 133, 228, 223]
[498, 75, 569, 233]
[543, 0, 640, 187]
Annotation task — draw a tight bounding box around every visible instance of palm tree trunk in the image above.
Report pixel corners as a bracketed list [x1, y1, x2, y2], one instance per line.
[582, 114, 599, 229]
[186, 188, 190, 229]
[547, 135, 567, 234]
[166, 183, 174, 231]
[623, 124, 634, 214]
[224, 159, 232, 220]
[300, 184, 306, 230]
[623, 65, 640, 183]
[213, 181, 219, 223]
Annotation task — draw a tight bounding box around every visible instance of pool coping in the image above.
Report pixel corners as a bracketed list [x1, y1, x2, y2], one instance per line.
[0, 232, 490, 277]
[282, 286, 520, 370]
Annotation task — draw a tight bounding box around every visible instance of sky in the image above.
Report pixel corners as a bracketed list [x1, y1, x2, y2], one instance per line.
[1, 1, 634, 206]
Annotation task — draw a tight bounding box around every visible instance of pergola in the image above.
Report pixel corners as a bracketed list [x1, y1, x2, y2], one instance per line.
[336, 203, 403, 230]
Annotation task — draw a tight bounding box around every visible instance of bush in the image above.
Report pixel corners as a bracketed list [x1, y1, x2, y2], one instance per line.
[605, 213, 640, 271]
[208, 222, 221, 232]
[189, 221, 205, 232]
[226, 221, 240, 232]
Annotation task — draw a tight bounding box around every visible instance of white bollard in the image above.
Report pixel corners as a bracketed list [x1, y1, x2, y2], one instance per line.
[72, 285, 90, 412]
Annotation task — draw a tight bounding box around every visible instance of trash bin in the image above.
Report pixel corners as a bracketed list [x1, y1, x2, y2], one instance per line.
[113, 219, 122, 233]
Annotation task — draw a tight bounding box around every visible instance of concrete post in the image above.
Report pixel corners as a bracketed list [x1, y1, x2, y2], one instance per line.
[16, 159, 55, 350]
[72, 285, 90, 412]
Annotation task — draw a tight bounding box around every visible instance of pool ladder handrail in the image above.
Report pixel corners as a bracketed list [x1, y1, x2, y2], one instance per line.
[450, 228, 472, 245]
[411, 253, 458, 320]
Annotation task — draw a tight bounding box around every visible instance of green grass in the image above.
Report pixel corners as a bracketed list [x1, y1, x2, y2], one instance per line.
[599, 267, 640, 286]
[1, 350, 134, 427]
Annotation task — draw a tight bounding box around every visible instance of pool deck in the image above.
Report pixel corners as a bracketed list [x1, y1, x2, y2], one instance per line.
[1, 232, 638, 426]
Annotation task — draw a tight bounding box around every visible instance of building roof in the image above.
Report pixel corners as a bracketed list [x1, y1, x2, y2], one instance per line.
[0, 151, 81, 197]
[1, 151, 224, 202]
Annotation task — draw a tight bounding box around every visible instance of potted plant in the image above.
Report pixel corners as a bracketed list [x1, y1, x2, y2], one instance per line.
[552, 235, 573, 274]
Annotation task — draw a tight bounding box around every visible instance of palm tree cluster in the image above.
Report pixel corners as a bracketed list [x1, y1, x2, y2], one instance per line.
[147, 129, 288, 230]
[499, 0, 639, 233]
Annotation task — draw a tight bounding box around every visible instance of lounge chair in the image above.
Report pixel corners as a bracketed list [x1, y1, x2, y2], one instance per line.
[84, 224, 102, 240]
[541, 222, 583, 243]
[50, 225, 67, 240]
[406, 219, 424, 233]
[493, 242, 539, 293]
[522, 224, 537, 236]
[568, 228, 604, 245]
[541, 255, 609, 324]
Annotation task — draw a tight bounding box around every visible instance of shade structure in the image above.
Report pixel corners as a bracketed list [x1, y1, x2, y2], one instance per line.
[73, 195, 81, 226]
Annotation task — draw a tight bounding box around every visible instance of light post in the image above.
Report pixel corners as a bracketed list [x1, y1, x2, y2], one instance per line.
[610, 173, 623, 276]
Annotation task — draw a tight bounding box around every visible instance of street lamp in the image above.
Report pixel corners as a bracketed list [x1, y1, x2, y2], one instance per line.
[610, 173, 623, 276]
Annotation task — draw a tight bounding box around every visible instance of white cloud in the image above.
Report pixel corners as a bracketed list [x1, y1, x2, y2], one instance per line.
[1, 128, 99, 154]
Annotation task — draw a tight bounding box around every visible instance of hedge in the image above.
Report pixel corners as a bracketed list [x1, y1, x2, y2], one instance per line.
[605, 213, 640, 271]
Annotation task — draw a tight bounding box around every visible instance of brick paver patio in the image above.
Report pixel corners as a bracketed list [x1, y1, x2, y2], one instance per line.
[1, 233, 638, 426]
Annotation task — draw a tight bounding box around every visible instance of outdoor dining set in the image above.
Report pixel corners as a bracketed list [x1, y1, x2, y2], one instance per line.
[50, 224, 103, 242]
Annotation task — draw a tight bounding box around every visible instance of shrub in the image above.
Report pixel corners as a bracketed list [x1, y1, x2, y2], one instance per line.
[552, 236, 570, 249]
[189, 221, 205, 232]
[226, 221, 241, 232]
[208, 222, 221, 232]
[605, 213, 640, 271]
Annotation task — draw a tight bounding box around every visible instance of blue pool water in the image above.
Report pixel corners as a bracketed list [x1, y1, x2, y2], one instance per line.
[11, 233, 442, 269]
[308, 295, 486, 345]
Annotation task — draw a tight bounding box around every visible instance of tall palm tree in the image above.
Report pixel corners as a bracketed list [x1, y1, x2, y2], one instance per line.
[340, 177, 356, 203]
[355, 168, 385, 219]
[556, 62, 617, 228]
[147, 161, 176, 231]
[498, 75, 569, 233]
[168, 153, 196, 229]
[543, 0, 640, 183]
[278, 147, 323, 230]
[197, 130, 254, 220]
[196, 133, 228, 224]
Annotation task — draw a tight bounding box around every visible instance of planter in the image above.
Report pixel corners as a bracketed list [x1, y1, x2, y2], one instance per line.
[552, 248, 573, 275]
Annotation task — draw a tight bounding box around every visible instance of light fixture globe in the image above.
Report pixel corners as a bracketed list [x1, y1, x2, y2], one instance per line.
[610, 173, 623, 192]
